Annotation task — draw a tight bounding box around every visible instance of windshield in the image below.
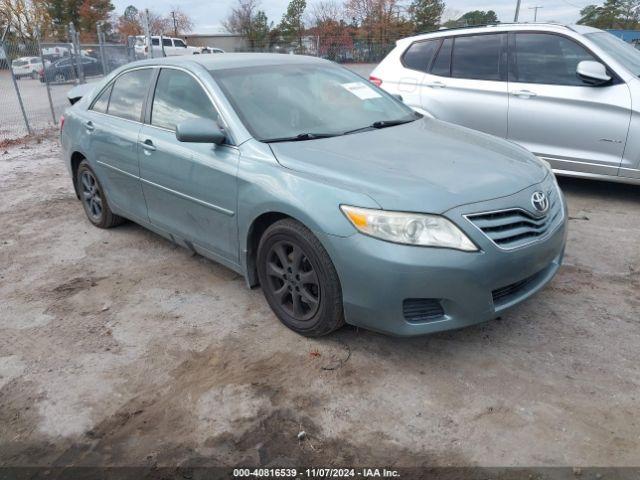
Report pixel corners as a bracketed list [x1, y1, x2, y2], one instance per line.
[585, 31, 640, 76]
[210, 63, 418, 142]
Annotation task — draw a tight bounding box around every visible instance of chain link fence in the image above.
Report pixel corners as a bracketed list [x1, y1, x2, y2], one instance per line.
[1, 20, 391, 144]
[0, 21, 141, 144]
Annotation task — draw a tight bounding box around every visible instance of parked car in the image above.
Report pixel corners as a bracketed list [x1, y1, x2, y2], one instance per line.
[41, 45, 72, 59]
[372, 23, 640, 185]
[134, 36, 200, 57]
[200, 46, 225, 54]
[60, 54, 567, 337]
[40, 56, 102, 83]
[11, 56, 47, 79]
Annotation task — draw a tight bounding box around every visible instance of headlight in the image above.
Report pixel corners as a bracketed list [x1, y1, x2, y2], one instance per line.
[340, 205, 477, 251]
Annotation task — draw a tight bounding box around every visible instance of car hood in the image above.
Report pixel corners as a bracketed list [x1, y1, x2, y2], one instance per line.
[269, 118, 547, 213]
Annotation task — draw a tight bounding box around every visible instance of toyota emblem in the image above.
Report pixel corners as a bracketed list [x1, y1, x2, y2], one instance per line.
[531, 191, 549, 214]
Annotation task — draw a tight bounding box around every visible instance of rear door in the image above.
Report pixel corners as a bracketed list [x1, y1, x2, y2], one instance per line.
[507, 32, 631, 176]
[419, 33, 509, 137]
[85, 68, 153, 222]
[161, 37, 174, 56]
[138, 67, 239, 262]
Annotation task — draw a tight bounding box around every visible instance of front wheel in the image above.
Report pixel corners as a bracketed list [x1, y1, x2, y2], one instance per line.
[257, 219, 344, 336]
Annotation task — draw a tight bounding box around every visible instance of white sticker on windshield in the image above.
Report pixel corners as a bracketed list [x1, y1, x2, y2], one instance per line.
[341, 82, 382, 100]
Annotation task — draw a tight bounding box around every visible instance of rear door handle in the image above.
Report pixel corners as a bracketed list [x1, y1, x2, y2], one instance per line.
[425, 81, 446, 88]
[140, 139, 156, 152]
[512, 89, 537, 98]
[84, 121, 95, 131]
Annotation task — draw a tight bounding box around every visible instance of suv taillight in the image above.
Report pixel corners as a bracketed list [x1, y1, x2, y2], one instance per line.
[369, 76, 382, 87]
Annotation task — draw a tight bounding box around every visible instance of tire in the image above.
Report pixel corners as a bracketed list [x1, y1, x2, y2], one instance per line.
[76, 161, 124, 229]
[257, 219, 344, 337]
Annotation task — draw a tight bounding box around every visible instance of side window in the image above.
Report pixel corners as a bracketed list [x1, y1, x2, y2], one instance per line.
[91, 84, 113, 113]
[452, 34, 503, 81]
[514, 33, 596, 86]
[151, 68, 219, 131]
[162, 38, 172, 47]
[107, 69, 152, 121]
[431, 38, 452, 77]
[151, 38, 159, 46]
[402, 39, 440, 72]
[174, 39, 186, 48]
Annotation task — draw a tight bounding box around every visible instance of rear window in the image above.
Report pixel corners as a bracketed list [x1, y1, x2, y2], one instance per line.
[451, 34, 503, 81]
[402, 40, 440, 72]
[107, 69, 152, 121]
[13, 60, 28, 67]
[431, 38, 452, 76]
[91, 84, 112, 113]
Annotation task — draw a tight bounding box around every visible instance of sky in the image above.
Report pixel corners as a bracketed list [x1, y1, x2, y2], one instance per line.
[111, 0, 595, 34]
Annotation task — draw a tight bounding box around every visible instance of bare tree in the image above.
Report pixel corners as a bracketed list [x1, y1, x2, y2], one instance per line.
[169, 6, 193, 36]
[223, 0, 272, 48]
[345, 0, 411, 44]
[0, 0, 52, 40]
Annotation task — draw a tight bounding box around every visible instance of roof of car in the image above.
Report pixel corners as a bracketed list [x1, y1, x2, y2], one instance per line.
[399, 23, 604, 44]
[132, 53, 328, 71]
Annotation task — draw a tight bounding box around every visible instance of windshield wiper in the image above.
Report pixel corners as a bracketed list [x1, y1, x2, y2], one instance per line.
[263, 132, 340, 143]
[343, 117, 417, 135]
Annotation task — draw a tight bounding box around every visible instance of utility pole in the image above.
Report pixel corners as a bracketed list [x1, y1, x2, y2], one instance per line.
[514, 0, 522, 22]
[171, 11, 178, 37]
[529, 5, 543, 22]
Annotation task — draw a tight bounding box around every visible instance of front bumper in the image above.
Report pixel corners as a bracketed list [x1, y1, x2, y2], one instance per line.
[325, 184, 568, 337]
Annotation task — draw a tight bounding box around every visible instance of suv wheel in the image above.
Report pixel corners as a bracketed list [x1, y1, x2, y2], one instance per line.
[77, 161, 124, 228]
[257, 219, 344, 336]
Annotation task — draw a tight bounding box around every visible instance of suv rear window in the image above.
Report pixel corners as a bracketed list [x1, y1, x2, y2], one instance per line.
[403, 40, 440, 72]
[451, 34, 503, 81]
[431, 38, 452, 76]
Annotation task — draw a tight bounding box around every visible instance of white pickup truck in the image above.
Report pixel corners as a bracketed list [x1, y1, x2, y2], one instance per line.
[134, 36, 200, 57]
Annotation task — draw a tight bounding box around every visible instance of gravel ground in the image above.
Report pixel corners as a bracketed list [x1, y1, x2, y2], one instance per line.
[0, 136, 639, 469]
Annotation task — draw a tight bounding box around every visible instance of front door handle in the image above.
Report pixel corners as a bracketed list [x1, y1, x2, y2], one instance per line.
[140, 139, 156, 152]
[84, 121, 95, 131]
[425, 81, 446, 88]
[512, 89, 538, 98]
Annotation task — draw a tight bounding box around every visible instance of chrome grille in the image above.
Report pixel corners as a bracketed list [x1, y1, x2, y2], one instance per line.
[466, 187, 562, 250]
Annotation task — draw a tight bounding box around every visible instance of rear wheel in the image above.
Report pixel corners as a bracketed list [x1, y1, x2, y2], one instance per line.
[257, 219, 344, 336]
[77, 161, 124, 228]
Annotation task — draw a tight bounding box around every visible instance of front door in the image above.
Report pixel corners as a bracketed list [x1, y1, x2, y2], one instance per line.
[507, 32, 631, 176]
[138, 67, 239, 262]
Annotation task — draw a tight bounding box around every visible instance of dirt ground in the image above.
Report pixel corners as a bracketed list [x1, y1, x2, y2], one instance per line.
[1, 136, 639, 469]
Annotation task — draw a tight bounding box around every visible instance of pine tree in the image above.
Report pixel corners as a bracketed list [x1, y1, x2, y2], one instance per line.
[408, 0, 445, 33]
[279, 0, 306, 48]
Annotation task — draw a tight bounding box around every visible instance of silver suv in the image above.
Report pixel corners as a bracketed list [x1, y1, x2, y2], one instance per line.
[372, 24, 640, 185]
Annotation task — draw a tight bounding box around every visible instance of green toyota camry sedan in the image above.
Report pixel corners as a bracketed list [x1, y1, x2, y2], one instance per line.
[60, 54, 567, 337]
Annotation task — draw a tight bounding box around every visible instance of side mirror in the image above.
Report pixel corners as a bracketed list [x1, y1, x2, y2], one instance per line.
[577, 60, 611, 86]
[176, 118, 225, 145]
[392, 93, 404, 102]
